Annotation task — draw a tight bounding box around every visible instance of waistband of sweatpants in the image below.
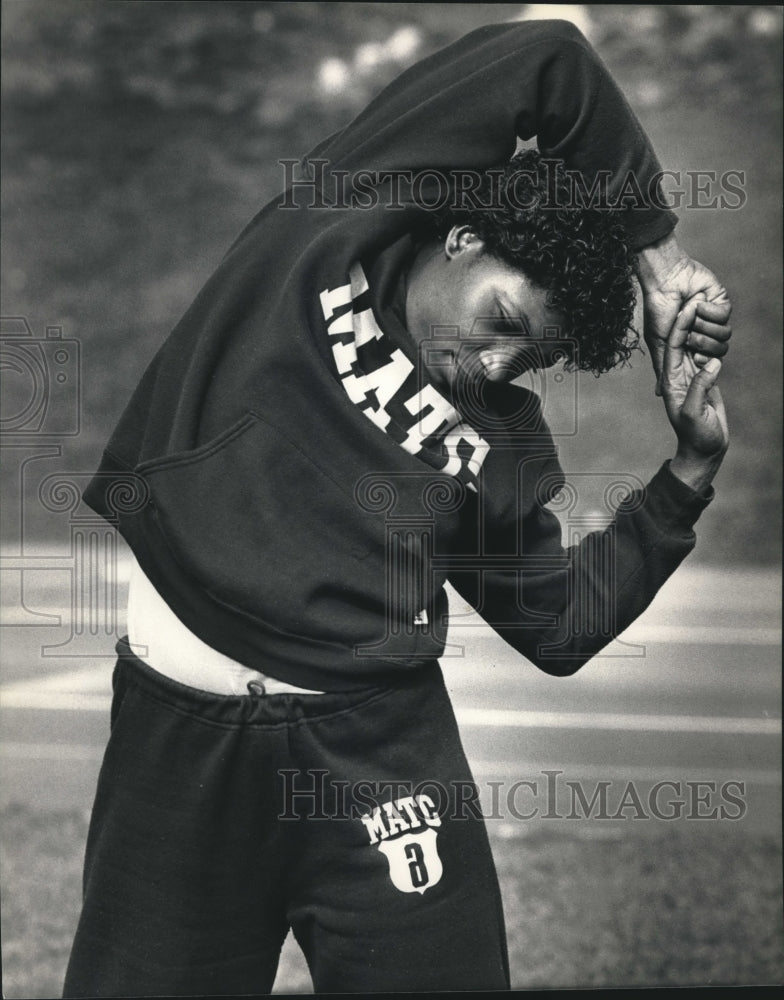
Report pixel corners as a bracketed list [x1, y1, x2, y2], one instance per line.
[114, 635, 440, 725]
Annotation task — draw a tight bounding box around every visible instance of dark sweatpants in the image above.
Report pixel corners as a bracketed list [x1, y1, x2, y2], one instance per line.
[63, 638, 509, 996]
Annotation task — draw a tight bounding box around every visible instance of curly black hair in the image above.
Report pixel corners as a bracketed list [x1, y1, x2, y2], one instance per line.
[428, 149, 639, 375]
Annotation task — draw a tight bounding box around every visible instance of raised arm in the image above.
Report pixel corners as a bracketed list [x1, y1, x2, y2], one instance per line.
[448, 304, 728, 676]
[310, 19, 677, 251]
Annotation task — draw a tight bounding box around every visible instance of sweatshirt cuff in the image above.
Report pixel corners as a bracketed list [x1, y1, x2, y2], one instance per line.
[639, 460, 714, 532]
[624, 207, 679, 254]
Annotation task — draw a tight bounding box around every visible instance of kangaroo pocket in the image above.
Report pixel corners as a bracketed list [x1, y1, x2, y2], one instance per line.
[137, 412, 388, 645]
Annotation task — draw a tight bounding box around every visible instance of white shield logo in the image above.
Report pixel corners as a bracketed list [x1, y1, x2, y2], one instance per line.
[377, 829, 443, 895]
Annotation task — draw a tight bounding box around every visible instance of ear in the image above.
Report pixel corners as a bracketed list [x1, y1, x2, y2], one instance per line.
[444, 225, 484, 260]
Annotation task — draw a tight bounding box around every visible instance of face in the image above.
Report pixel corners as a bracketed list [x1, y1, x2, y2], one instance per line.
[405, 227, 567, 393]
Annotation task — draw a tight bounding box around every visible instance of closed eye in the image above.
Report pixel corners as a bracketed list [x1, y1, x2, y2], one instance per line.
[494, 319, 522, 334]
[494, 304, 529, 336]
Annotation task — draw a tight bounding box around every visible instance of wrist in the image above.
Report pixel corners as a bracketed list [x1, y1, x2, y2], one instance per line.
[669, 449, 724, 495]
[635, 232, 687, 291]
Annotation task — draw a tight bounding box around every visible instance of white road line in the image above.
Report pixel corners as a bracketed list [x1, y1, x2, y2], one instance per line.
[1, 665, 113, 693]
[2, 612, 780, 646]
[455, 708, 781, 735]
[1, 742, 105, 760]
[445, 624, 782, 646]
[467, 760, 782, 786]
[1, 686, 780, 739]
[0, 691, 112, 711]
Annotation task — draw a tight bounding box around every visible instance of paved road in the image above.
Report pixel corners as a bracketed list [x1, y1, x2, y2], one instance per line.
[1, 553, 780, 833]
[1, 554, 780, 996]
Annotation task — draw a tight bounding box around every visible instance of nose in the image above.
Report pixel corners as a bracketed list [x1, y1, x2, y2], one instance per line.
[478, 342, 550, 380]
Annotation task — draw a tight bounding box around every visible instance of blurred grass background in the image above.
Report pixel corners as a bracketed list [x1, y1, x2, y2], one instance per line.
[2, 804, 782, 995]
[1, 1, 782, 562]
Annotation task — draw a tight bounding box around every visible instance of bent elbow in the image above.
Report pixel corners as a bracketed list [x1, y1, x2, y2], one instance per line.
[506, 631, 591, 677]
[529, 651, 587, 678]
[520, 17, 591, 48]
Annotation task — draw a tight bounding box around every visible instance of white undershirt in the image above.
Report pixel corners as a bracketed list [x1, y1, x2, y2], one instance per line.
[126, 556, 323, 695]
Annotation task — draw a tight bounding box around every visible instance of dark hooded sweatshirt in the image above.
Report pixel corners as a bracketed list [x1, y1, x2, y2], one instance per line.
[83, 20, 712, 691]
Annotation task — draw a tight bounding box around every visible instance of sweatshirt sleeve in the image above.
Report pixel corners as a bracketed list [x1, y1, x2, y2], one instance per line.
[448, 460, 713, 676]
[311, 19, 676, 250]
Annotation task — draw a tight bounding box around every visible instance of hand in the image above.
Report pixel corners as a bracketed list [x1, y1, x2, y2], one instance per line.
[636, 233, 732, 393]
[662, 300, 729, 494]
